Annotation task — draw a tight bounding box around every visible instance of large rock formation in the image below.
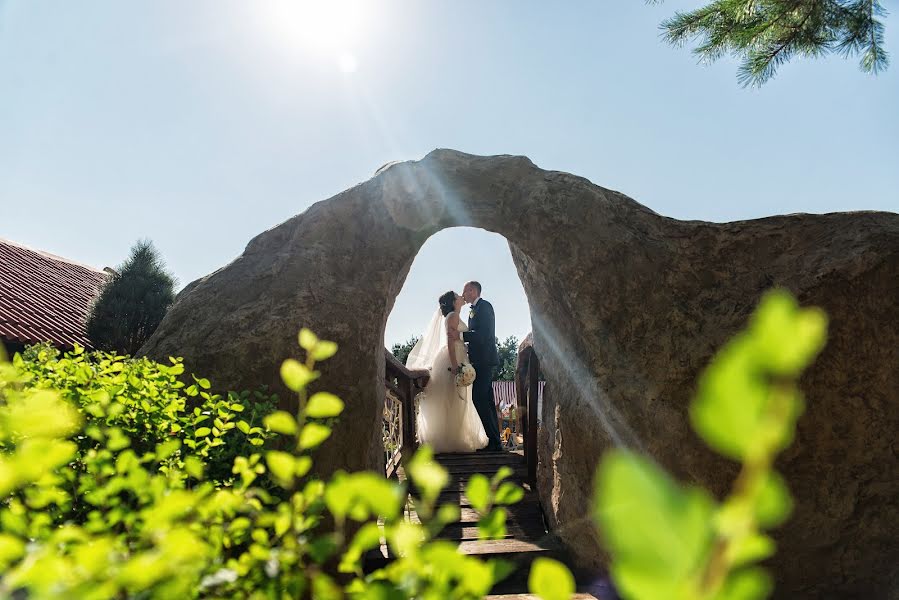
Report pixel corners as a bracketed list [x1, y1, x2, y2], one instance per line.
[141, 150, 898, 599]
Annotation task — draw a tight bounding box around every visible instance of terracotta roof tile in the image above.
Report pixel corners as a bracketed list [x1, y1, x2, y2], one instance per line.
[0, 238, 109, 350]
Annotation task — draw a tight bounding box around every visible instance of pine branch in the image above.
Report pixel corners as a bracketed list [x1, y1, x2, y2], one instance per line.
[657, 0, 890, 85]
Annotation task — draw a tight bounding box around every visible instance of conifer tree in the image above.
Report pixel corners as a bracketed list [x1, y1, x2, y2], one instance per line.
[659, 0, 890, 86]
[87, 240, 176, 355]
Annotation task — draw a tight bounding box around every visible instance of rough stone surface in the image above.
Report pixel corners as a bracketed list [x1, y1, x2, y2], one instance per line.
[141, 150, 899, 599]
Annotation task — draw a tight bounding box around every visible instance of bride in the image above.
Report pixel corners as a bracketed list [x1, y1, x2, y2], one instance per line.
[405, 291, 488, 453]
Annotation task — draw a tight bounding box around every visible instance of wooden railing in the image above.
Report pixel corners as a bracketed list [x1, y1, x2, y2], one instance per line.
[516, 345, 540, 486]
[383, 347, 539, 485]
[383, 350, 429, 479]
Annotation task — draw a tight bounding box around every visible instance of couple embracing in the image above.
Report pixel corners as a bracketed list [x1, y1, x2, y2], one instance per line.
[406, 281, 503, 453]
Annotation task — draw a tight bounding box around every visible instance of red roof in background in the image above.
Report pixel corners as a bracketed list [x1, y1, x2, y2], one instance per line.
[0, 238, 109, 350]
[493, 380, 544, 411]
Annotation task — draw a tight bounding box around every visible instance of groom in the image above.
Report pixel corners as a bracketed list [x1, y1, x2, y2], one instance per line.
[461, 281, 503, 452]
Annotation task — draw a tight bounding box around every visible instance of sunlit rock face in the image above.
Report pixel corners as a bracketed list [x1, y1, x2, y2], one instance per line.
[141, 149, 898, 598]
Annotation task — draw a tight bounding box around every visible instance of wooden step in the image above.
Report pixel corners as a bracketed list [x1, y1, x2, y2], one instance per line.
[407, 501, 544, 525]
[435, 452, 525, 465]
[434, 522, 548, 542]
[486, 595, 601, 600]
[434, 488, 539, 507]
[431, 479, 530, 492]
[376, 449, 590, 596]
[458, 536, 563, 557]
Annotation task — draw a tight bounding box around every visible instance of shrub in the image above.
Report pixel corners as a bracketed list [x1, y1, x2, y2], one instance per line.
[0, 333, 520, 599]
[86, 239, 176, 355]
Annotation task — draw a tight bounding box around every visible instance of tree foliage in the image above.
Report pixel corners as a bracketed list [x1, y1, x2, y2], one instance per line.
[658, 0, 890, 86]
[86, 239, 176, 355]
[495, 336, 520, 382]
[390, 336, 420, 365]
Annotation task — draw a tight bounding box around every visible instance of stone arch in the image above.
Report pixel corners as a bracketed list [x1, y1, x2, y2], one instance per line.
[142, 149, 899, 598]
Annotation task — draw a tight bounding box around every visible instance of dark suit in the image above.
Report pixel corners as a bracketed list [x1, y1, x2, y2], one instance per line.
[463, 298, 502, 450]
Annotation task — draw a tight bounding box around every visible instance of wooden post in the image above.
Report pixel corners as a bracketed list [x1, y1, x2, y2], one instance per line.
[526, 353, 539, 486]
[384, 350, 427, 476]
[516, 347, 531, 465]
[401, 376, 416, 455]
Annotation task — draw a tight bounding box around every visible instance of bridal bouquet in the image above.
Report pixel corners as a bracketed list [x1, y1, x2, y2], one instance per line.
[455, 363, 476, 387]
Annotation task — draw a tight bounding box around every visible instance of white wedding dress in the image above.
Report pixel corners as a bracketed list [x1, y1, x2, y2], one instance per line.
[406, 310, 488, 453]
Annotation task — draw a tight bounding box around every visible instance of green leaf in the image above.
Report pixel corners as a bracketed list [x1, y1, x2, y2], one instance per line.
[755, 471, 793, 528]
[529, 557, 575, 600]
[311, 340, 338, 361]
[280, 359, 315, 392]
[594, 450, 715, 597]
[465, 474, 490, 512]
[236, 420, 250, 434]
[494, 482, 525, 505]
[230, 403, 245, 412]
[195, 377, 211, 390]
[312, 573, 341, 600]
[691, 336, 768, 460]
[478, 508, 507, 540]
[298, 423, 331, 449]
[267, 451, 295, 486]
[325, 472, 405, 522]
[305, 392, 344, 418]
[339, 522, 382, 573]
[691, 291, 826, 461]
[0, 534, 25, 569]
[387, 521, 425, 557]
[712, 566, 773, 600]
[727, 533, 776, 568]
[407, 446, 448, 504]
[264, 411, 298, 435]
[184, 456, 204, 479]
[436, 503, 461, 525]
[194, 427, 212, 438]
[299, 328, 319, 351]
[294, 456, 312, 478]
[7, 390, 81, 439]
[491, 465, 513, 486]
[155, 439, 181, 461]
[489, 558, 518, 587]
[749, 290, 828, 377]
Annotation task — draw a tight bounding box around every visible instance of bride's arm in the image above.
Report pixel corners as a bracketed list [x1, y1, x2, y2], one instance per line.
[446, 314, 460, 374]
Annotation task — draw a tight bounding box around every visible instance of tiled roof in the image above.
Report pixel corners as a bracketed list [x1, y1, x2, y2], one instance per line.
[0, 238, 109, 350]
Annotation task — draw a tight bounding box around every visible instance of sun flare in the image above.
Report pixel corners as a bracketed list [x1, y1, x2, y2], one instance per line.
[263, 0, 367, 71]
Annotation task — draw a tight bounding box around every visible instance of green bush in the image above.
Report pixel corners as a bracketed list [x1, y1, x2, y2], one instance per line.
[16, 344, 278, 487]
[0, 333, 520, 599]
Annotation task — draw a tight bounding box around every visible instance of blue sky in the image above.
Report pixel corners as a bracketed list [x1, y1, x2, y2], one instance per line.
[1, 1, 897, 346]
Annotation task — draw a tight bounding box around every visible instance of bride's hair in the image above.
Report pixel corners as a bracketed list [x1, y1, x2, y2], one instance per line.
[438, 291, 456, 316]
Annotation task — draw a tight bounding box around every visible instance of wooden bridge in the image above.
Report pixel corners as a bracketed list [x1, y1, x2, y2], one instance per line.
[380, 348, 610, 599]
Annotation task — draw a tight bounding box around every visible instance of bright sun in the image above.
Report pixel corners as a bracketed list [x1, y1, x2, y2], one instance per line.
[264, 0, 368, 72]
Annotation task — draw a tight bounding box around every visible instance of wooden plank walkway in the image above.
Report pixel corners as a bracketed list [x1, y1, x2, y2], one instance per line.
[379, 449, 609, 598]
